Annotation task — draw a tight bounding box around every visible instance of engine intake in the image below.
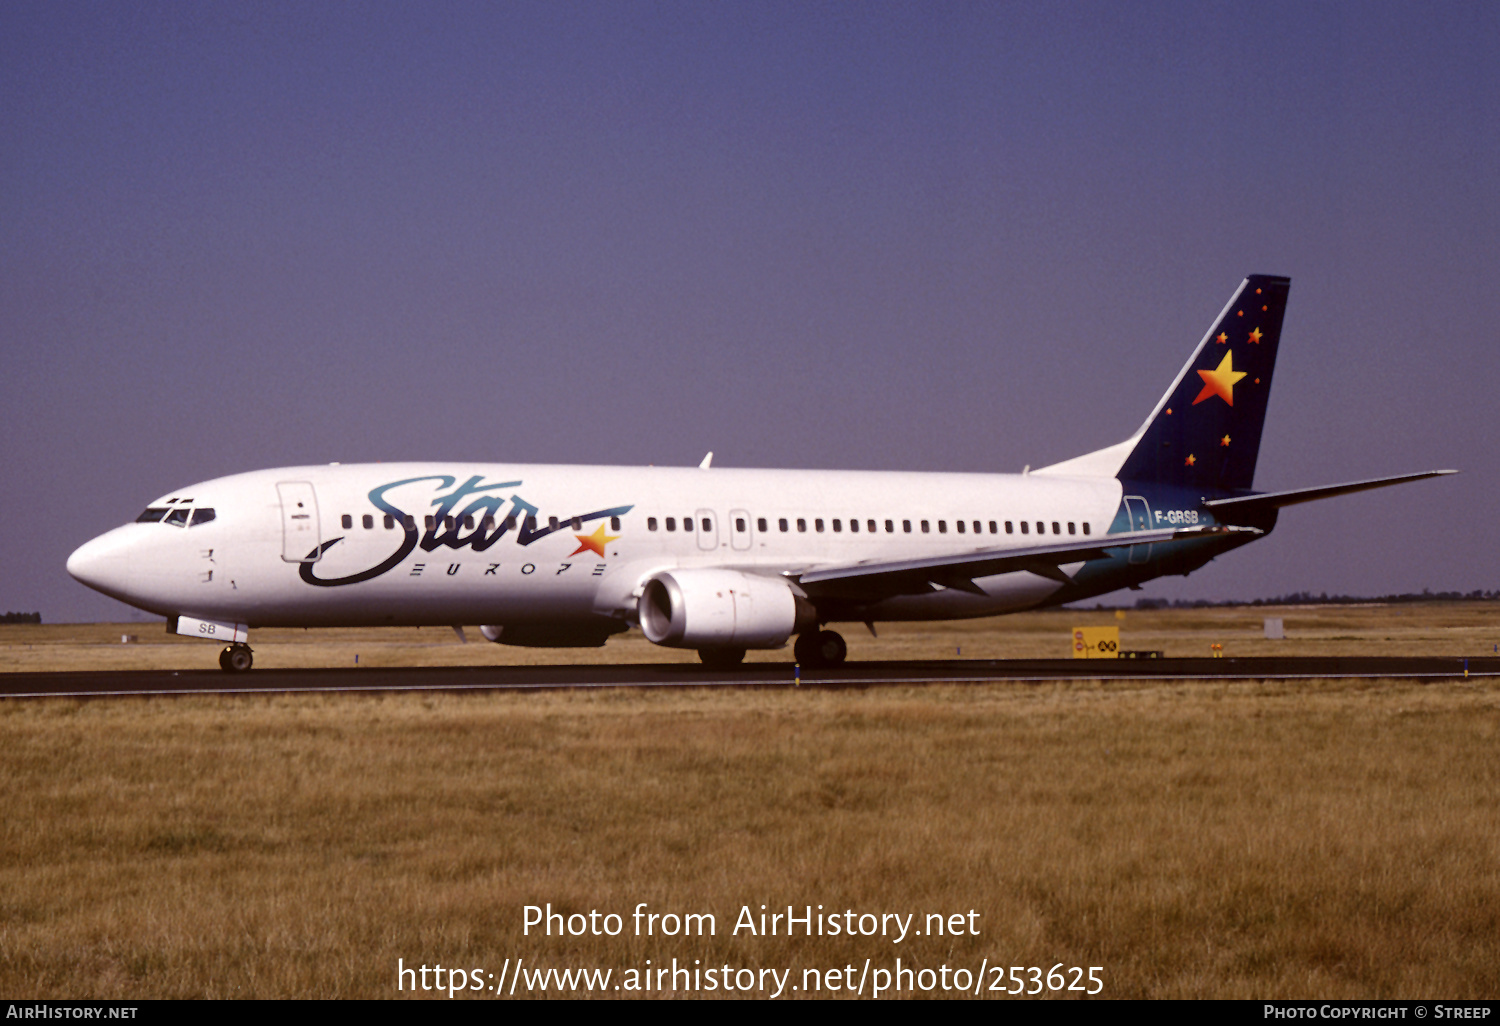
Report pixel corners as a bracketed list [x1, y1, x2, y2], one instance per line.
[639, 569, 814, 649]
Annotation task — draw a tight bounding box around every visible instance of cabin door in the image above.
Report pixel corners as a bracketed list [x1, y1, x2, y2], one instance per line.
[1124, 495, 1152, 565]
[277, 481, 322, 563]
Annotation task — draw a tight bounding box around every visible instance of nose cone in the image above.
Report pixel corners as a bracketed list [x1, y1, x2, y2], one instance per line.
[67, 526, 143, 604]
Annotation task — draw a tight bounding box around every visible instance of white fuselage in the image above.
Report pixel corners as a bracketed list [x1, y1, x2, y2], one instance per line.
[67, 462, 1125, 630]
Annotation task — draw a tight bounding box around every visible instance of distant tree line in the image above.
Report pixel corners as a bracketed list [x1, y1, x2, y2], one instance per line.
[1, 612, 41, 624]
[1095, 589, 1500, 611]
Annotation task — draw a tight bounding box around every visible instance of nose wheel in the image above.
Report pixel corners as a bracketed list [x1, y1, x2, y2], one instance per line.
[219, 644, 254, 673]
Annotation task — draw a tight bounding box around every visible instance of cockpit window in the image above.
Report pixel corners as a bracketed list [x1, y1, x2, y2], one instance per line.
[165, 508, 190, 527]
[190, 508, 216, 526]
[136, 507, 169, 523]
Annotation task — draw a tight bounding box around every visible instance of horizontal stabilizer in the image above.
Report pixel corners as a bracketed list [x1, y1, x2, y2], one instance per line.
[794, 524, 1261, 600]
[1203, 470, 1457, 517]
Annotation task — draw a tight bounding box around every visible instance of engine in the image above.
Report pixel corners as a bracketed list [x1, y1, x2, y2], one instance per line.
[638, 569, 815, 649]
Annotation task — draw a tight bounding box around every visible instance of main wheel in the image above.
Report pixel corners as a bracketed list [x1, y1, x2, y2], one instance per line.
[698, 647, 746, 669]
[221, 644, 253, 673]
[794, 629, 847, 667]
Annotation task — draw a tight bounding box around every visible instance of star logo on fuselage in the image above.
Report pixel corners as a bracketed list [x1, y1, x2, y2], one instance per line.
[569, 523, 620, 558]
[1192, 351, 1248, 407]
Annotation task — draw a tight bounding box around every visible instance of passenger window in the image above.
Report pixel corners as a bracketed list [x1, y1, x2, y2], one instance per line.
[1068, 522, 1076, 535]
[736, 517, 746, 532]
[938, 520, 947, 533]
[815, 519, 825, 532]
[989, 521, 997, 534]
[797, 518, 806, 532]
[701, 518, 712, 532]
[363, 514, 374, 530]
[571, 517, 582, 531]
[849, 519, 858, 533]
[779, 518, 788, 532]
[1005, 521, 1014, 534]
[1037, 521, 1045, 534]
[523, 515, 537, 532]
[903, 520, 912, 533]
[832, 519, 842, 532]
[868, 520, 877, 533]
[461, 516, 472, 530]
[424, 515, 435, 530]
[611, 517, 621, 531]
[665, 517, 676, 532]
[165, 508, 189, 527]
[136, 507, 169, 523]
[503, 515, 517, 531]
[341, 514, 353, 529]
[548, 517, 559, 530]
[921, 520, 930, 533]
[190, 508, 216, 527]
[482, 516, 495, 532]
[973, 521, 981, 534]
[956, 521, 965, 534]
[885, 520, 894, 533]
[445, 516, 456, 530]
[648, 517, 658, 531]
[1052, 522, 1060, 535]
[1020, 521, 1029, 534]
[1082, 523, 1091, 535]
[404, 515, 417, 531]
[757, 518, 767, 532]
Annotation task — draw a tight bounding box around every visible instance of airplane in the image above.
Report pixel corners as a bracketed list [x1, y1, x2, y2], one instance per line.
[67, 275, 1454, 672]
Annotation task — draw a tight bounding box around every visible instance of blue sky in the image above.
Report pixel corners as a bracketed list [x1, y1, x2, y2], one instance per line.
[3, 1, 1494, 622]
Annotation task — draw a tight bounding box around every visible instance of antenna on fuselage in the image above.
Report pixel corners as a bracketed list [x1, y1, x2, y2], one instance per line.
[699, 452, 713, 470]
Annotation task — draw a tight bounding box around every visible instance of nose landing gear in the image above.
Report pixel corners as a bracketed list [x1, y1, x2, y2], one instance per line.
[219, 644, 254, 673]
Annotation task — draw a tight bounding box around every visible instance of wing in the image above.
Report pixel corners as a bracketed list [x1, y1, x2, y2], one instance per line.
[790, 524, 1261, 600]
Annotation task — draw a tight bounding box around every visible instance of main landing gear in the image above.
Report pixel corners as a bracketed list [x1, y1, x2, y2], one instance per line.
[219, 643, 253, 673]
[697, 647, 747, 669]
[794, 629, 847, 668]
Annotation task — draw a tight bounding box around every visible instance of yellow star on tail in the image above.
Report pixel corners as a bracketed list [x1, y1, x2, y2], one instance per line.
[569, 523, 620, 558]
[1192, 351, 1248, 406]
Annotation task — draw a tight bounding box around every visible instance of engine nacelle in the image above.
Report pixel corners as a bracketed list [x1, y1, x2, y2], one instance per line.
[638, 569, 814, 649]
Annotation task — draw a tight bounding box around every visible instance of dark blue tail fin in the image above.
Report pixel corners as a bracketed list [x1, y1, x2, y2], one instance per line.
[1115, 274, 1290, 492]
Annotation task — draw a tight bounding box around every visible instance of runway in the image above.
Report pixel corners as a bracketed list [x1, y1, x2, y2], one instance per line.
[3, 656, 1498, 699]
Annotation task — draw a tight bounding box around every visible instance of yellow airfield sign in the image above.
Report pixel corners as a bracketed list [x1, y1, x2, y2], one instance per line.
[1072, 626, 1119, 659]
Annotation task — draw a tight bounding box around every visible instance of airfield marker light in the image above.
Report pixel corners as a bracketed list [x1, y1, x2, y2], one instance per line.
[794, 664, 800, 686]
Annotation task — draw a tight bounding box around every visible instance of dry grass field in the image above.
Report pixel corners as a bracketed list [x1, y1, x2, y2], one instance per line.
[3, 601, 1499, 672]
[1, 605, 1498, 999]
